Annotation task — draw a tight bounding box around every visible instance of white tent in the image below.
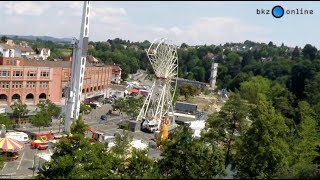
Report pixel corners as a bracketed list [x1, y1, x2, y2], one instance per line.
[189, 120, 206, 139]
[130, 139, 148, 150]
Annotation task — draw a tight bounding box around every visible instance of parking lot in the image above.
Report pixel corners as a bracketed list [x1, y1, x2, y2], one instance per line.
[0, 142, 50, 179]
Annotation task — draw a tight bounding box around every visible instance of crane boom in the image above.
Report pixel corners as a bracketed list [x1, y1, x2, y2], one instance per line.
[64, 1, 90, 133]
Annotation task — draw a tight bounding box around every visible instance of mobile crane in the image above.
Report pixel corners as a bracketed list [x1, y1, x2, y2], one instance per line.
[64, 1, 90, 133]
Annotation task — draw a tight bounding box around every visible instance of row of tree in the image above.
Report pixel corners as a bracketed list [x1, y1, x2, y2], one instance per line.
[8, 100, 61, 132]
[203, 76, 319, 178]
[37, 117, 226, 179]
[111, 96, 144, 118]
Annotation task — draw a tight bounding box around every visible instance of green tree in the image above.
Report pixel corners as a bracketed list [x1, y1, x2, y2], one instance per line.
[158, 126, 226, 179]
[31, 110, 51, 132]
[112, 97, 126, 115]
[234, 94, 290, 179]
[178, 83, 197, 100]
[125, 96, 144, 118]
[0, 114, 13, 130]
[291, 46, 300, 60]
[286, 101, 319, 178]
[203, 92, 250, 168]
[123, 149, 161, 179]
[79, 102, 92, 115]
[37, 99, 61, 118]
[239, 76, 271, 104]
[37, 133, 112, 179]
[10, 100, 29, 126]
[302, 44, 317, 61]
[70, 115, 88, 136]
[0, 36, 7, 43]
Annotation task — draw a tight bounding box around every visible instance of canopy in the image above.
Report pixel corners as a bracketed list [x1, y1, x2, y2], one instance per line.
[0, 137, 24, 152]
[33, 140, 42, 144]
[129, 88, 139, 93]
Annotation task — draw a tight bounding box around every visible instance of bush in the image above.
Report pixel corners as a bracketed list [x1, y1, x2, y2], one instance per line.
[118, 122, 129, 130]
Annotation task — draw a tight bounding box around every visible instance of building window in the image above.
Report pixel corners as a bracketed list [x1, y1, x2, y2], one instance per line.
[13, 71, 23, 77]
[0, 71, 10, 77]
[26, 82, 36, 88]
[0, 82, 9, 89]
[28, 71, 37, 77]
[40, 71, 49, 77]
[12, 81, 23, 88]
[6, 60, 16, 65]
[40, 82, 49, 88]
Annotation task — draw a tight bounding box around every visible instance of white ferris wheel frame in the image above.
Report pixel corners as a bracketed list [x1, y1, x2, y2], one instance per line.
[136, 38, 178, 128]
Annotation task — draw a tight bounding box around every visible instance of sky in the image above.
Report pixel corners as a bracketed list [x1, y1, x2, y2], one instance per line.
[0, 1, 319, 48]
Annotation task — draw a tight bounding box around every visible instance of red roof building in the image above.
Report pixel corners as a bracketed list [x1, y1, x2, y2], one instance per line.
[0, 57, 113, 106]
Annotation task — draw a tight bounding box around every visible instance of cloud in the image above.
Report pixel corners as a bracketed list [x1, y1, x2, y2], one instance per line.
[4, 1, 49, 16]
[146, 17, 270, 45]
[0, 1, 271, 47]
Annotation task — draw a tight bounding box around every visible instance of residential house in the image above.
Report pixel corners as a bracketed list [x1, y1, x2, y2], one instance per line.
[35, 48, 51, 60]
[0, 43, 21, 58]
[111, 64, 122, 84]
[17, 45, 35, 60]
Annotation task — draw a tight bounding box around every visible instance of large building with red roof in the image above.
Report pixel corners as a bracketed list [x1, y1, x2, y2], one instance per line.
[0, 56, 121, 106]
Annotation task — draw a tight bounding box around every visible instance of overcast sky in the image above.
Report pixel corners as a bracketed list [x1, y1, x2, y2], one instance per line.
[0, 1, 319, 48]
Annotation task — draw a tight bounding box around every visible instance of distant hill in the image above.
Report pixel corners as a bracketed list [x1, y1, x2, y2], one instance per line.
[0, 34, 73, 43]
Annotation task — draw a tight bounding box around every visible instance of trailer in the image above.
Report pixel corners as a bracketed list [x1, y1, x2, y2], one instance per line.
[6, 132, 29, 143]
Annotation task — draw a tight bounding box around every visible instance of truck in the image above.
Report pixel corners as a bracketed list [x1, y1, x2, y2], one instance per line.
[141, 118, 158, 133]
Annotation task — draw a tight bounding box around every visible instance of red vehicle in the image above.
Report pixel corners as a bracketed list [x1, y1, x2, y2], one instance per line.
[37, 142, 49, 150]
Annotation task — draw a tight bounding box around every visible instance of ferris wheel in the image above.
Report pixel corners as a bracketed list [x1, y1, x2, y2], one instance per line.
[137, 38, 178, 129]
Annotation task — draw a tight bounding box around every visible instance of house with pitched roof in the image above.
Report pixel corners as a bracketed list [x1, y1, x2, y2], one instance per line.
[35, 48, 51, 60]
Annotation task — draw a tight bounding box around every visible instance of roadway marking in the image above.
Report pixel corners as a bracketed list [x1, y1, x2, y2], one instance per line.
[16, 152, 25, 170]
[1, 162, 7, 171]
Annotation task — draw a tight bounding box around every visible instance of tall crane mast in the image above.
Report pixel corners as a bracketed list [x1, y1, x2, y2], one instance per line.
[64, 1, 90, 133]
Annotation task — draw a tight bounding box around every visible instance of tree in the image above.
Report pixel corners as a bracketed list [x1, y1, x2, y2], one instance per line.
[10, 100, 29, 126]
[234, 94, 290, 179]
[158, 126, 226, 179]
[125, 96, 144, 118]
[287, 101, 319, 178]
[239, 76, 271, 104]
[70, 115, 88, 136]
[291, 46, 300, 60]
[304, 72, 320, 122]
[123, 149, 161, 179]
[37, 99, 61, 118]
[112, 97, 126, 115]
[203, 92, 250, 168]
[178, 83, 197, 100]
[302, 44, 317, 61]
[79, 102, 92, 115]
[0, 114, 13, 130]
[1, 36, 7, 43]
[31, 110, 51, 132]
[37, 133, 112, 179]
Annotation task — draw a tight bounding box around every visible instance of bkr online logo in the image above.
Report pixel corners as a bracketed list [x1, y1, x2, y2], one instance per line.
[257, 5, 314, 18]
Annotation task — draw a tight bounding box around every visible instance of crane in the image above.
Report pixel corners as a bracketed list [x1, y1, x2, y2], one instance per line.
[64, 1, 90, 133]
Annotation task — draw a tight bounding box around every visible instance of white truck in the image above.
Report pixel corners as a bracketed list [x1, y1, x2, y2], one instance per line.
[141, 118, 158, 133]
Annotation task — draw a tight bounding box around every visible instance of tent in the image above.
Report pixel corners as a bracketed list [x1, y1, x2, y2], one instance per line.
[129, 88, 139, 94]
[0, 137, 24, 152]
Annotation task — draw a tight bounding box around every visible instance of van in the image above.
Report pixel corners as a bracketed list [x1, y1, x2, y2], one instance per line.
[6, 132, 29, 143]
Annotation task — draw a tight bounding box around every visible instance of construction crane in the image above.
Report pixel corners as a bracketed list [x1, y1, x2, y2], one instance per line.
[64, 1, 90, 133]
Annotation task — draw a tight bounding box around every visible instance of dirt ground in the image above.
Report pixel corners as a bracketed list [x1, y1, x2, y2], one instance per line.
[178, 93, 224, 114]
